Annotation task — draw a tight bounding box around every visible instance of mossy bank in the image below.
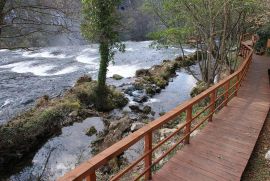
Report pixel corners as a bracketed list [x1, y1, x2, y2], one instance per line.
[0, 76, 128, 175]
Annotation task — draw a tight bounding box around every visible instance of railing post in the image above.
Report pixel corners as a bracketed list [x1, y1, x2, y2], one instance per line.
[209, 90, 216, 122]
[235, 74, 240, 96]
[86, 172, 96, 181]
[144, 131, 152, 180]
[225, 81, 230, 106]
[185, 106, 192, 144]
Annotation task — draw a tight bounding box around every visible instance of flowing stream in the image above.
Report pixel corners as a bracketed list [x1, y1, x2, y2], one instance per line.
[0, 41, 198, 180]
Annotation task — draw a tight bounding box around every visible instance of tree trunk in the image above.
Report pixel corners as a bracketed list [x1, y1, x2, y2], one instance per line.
[97, 42, 110, 108]
[0, 0, 6, 36]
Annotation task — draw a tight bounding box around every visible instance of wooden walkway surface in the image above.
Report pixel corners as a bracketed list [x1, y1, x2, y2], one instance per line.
[153, 55, 270, 181]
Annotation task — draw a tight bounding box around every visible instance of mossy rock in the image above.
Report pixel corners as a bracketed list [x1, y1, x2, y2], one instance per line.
[135, 69, 150, 77]
[76, 75, 92, 85]
[86, 126, 97, 136]
[190, 81, 208, 97]
[112, 74, 123, 80]
[74, 81, 128, 111]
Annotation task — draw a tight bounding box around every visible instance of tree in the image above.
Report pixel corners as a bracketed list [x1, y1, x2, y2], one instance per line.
[81, 0, 124, 109]
[146, 0, 261, 86]
[0, 0, 80, 48]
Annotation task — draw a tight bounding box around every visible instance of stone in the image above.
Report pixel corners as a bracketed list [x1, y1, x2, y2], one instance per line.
[265, 150, 270, 160]
[112, 74, 123, 80]
[129, 105, 141, 112]
[135, 69, 150, 77]
[159, 128, 177, 137]
[142, 106, 152, 114]
[69, 111, 78, 117]
[131, 122, 145, 132]
[133, 95, 148, 103]
[76, 75, 92, 84]
[86, 126, 97, 136]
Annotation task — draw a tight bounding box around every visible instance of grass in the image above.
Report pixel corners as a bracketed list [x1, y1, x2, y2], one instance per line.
[242, 112, 270, 181]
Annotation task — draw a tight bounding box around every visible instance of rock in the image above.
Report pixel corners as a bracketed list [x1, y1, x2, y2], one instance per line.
[76, 75, 92, 84]
[136, 69, 150, 77]
[159, 128, 177, 137]
[131, 122, 145, 132]
[124, 86, 136, 96]
[129, 105, 141, 112]
[133, 94, 148, 103]
[159, 112, 166, 116]
[112, 74, 123, 80]
[86, 126, 97, 136]
[142, 106, 152, 114]
[265, 150, 270, 160]
[69, 110, 78, 117]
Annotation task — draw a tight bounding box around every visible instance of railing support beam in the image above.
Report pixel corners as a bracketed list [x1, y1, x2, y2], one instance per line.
[144, 131, 152, 180]
[86, 172, 96, 181]
[185, 106, 192, 144]
[209, 90, 216, 122]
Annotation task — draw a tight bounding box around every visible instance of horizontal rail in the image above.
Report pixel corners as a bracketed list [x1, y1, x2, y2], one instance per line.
[58, 39, 254, 181]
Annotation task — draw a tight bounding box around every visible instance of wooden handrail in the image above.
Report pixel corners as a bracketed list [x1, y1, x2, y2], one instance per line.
[58, 39, 254, 181]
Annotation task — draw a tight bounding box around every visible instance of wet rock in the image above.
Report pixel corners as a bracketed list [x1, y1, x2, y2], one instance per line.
[112, 74, 123, 80]
[22, 99, 34, 106]
[129, 105, 141, 112]
[131, 122, 145, 132]
[93, 117, 131, 153]
[142, 106, 152, 114]
[124, 86, 136, 96]
[133, 94, 148, 103]
[86, 126, 97, 136]
[159, 112, 166, 116]
[136, 69, 150, 77]
[76, 75, 92, 85]
[265, 150, 270, 160]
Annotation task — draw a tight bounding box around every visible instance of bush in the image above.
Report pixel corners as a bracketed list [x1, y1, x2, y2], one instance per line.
[255, 24, 270, 52]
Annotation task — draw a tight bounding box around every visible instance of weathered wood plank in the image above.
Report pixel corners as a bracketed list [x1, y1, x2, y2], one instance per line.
[153, 55, 270, 181]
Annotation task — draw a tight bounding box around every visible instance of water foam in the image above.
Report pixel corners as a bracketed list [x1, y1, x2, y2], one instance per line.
[22, 51, 68, 59]
[53, 67, 79, 75]
[76, 55, 99, 65]
[107, 64, 140, 78]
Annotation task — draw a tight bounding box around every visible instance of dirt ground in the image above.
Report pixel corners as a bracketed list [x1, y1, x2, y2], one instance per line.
[242, 111, 270, 181]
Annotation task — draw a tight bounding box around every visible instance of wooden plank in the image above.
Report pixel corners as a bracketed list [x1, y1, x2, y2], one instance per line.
[153, 55, 270, 181]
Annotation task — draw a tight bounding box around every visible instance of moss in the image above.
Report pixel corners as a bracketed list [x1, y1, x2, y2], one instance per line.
[74, 81, 128, 111]
[112, 74, 123, 80]
[190, 81, 208, 97]
[86, 126, 97, 136]
[153, 77, 167, 89]
[76, 75, 92, 85]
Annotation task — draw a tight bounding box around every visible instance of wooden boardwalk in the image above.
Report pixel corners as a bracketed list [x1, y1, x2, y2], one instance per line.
[153, 55, 270, 181]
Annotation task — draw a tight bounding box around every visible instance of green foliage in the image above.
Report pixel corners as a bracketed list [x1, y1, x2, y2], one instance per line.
[255, 24, 270, 52]
[74, 81, 128, 111]
[81, 0, 125, 59]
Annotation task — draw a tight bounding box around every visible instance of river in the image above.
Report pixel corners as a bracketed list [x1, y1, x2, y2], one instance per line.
[0, 41, 198, 180]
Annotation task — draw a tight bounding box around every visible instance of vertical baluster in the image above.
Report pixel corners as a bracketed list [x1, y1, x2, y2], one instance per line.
[86, 172, 96, 181]
[225, 81, 230, 105]
[209, 90, 216, 122]
[235, 74, 240, 96]
[185, 106, 192, 144]
[144, 131, 152, 181]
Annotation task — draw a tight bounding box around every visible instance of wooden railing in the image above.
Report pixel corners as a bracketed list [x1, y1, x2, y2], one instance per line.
[58, 39, 254, 181]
